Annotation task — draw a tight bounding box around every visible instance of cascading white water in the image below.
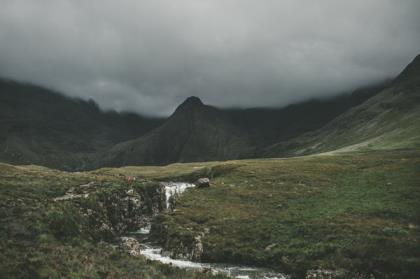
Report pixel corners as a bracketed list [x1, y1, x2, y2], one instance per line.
[122, 181, 289, 279]
[161, 182, 196, 208]
[138, 244, 288, 279]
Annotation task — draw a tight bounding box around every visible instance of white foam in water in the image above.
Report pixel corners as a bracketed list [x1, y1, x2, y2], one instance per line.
[140, 245, 206, 269]
[134, 225, 151, 235]
[138, 244, 288, 279]
[162, 182, 195, 208]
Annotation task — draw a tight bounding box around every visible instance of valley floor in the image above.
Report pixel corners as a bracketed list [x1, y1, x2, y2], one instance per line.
[1, 149, 419, 278]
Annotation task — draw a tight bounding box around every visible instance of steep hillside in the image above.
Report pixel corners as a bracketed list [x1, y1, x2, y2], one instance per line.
[0, 80, 163, 170]
[95, 84, 386, 168]
[265, 55, 420, 156]
[97, 97, 255, 167]
[1, 53, 415, 170]
[227, 82, 388, 146]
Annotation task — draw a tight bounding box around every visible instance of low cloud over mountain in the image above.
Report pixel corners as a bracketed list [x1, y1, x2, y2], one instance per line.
[1, 0, 419, 115]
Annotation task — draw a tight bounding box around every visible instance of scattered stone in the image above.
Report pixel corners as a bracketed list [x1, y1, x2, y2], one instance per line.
[53, 192, 89, 201]
[79, 181, 96, 189]
[126, 189, 135, 196]
[408, 223, 418, 229]
[53, 181, 99, 201]
[306, 269, 346, 279]
[120, 237, 142, 256]
[66, 187, 76, 194]
[264, 243, 277, 251]
[195, 177, 210, 188]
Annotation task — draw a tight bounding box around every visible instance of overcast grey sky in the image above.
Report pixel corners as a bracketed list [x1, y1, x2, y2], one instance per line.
[0, 0, 419, 116]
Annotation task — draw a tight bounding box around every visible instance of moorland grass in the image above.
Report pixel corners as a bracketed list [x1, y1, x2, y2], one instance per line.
[151, 150, 420, 277]
[1, 149, 419, 278]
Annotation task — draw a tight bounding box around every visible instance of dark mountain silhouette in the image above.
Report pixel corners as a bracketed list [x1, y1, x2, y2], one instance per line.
[226, 81, 389, 146]
[0, 80, 163, 170]
[264, 55, 420, 156]
[96, 96, 255, 167]
[95, 82, 391, 167]
[1, 54, 419, 170]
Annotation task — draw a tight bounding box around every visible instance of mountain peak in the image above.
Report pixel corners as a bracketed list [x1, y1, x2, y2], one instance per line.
[182, 96, 203, 106]
[173, 96, 205, 114]
[394, 54, 420, 85]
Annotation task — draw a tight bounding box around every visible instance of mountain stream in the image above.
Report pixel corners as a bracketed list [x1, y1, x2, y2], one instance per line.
[123, 182, 289, 279]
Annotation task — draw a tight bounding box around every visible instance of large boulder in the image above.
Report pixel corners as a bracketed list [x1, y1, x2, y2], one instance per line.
[195, 177, 210, 188]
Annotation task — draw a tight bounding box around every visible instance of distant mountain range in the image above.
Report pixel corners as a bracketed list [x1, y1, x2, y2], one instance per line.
[1, 55, 419, 170]
[265, 54, 420, 156]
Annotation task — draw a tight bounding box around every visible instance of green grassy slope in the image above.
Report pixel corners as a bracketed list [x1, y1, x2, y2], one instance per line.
[1, 149, 419, 277]
[265, 55, 420, 156]
[0, 163, 225, 279]
[149, 150, 420, 277]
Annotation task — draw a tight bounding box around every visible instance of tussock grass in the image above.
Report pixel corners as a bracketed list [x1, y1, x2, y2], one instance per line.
[152, 150, 420, 277]
[0, 162, 226, 278]
[1, 149, 419, 278]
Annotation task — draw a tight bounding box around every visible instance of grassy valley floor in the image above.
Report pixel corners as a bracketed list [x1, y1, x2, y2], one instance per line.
[146, 149, 420, 277]
[1, 149, 419, 278]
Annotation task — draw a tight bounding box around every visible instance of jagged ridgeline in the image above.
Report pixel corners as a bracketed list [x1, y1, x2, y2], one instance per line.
[3, 55, 414, 170]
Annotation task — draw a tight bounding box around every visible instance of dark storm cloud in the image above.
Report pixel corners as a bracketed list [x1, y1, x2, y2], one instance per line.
[0, 0, 419, 116]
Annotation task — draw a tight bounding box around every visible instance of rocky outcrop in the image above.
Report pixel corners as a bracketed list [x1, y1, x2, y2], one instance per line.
[53, 181, 167, 241]
[120, 237, 142, 256]
[53, 181, 97, 201]
[195, 177, 210, 188]
[150, 218, 208, 262]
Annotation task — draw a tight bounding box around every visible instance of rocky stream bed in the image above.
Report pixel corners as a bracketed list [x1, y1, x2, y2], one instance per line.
[113, 181, 289, 279]
[53, 178, 347, 279]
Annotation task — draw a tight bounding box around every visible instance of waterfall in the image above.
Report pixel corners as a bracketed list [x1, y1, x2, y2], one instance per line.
[161, 182, 196, 209]
[121, 180, 290, 279]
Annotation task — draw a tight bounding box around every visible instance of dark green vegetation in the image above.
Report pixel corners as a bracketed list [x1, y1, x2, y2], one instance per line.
[151, 150, 420, 278]
[0, 163, 226, 278]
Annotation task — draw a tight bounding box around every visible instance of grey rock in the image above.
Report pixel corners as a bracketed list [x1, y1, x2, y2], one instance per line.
[195, 177, 210, 188]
